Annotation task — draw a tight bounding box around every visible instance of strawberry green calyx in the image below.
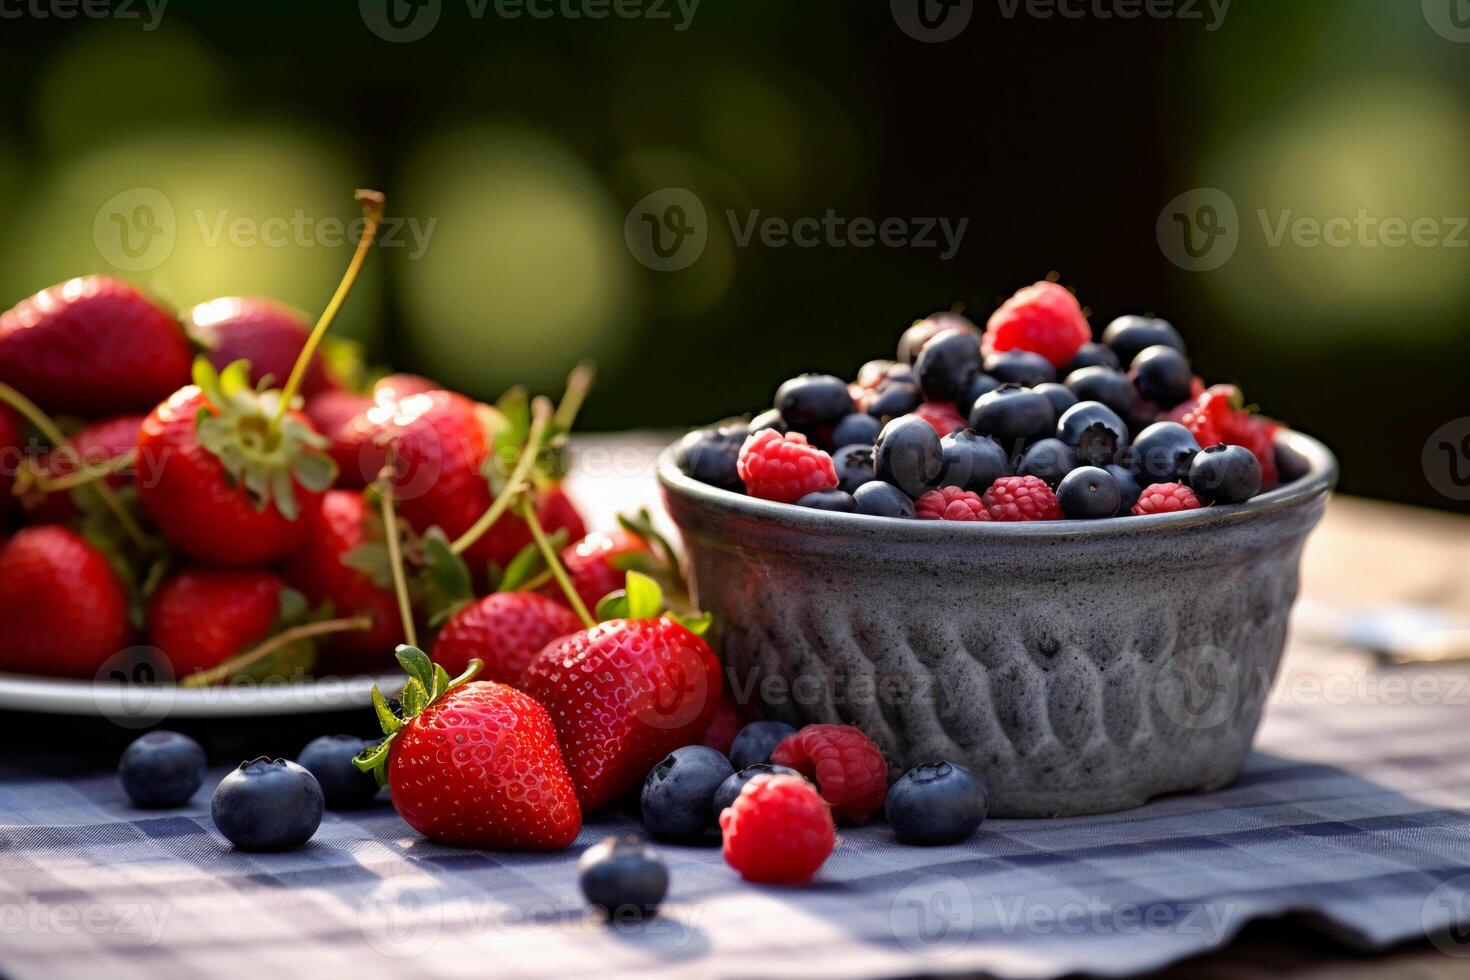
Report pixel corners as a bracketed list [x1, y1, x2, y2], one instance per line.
[595, 570, 712, 636]
[192, 357, 336, 521]
[353, 645, 482, 785]
[611, 509, 691, 612]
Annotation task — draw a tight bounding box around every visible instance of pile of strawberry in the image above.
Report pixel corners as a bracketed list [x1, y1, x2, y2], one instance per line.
[677, 278, 1289, 522]
[0, 190, 655, 689]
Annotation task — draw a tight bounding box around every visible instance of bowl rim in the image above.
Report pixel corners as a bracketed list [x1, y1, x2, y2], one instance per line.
[657, 429, 1337, 540]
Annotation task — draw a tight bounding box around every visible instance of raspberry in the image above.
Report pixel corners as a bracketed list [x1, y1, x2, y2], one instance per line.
[982, 476, 1062, 522]
[913, 401, 967, 436]
[770, 724, 888, 824]
[1132, 482, 1202, 515]
[720, 774, 835, 884]
[1168, 384, 1281, 487]
[737, 430, 838, 504]
[915, 486, 992, 522]
[982, 281, 1091, 369]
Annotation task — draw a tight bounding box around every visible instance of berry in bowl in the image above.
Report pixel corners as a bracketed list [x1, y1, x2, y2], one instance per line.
[662, 279, 1336, 818]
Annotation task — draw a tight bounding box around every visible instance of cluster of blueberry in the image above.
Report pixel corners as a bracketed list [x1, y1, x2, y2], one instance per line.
[676, 281, 1282, 522]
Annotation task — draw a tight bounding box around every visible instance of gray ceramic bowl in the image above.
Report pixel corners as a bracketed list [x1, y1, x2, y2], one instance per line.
[659, 431, 1337, 818]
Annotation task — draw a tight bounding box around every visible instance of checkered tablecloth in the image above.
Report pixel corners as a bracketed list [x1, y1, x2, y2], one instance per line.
[3, 640, 1470, 980]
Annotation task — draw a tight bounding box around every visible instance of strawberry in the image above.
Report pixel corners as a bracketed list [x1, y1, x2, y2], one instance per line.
[521, 573, 721, 811]
[20, 413, 145, 523]
[0, 276, 193, 415]
[0, 525, 131, 677]
[355, 646, 583, 850]
[0, 405, 22, 528]
[373, 373, 439, 401]
[555, 528, 652, 614]
[183, 297, 331, 397]
[306, 389, 381, 489]
[432, 591, 582, 683]
[147, 567, 286, 676]
[282, 489, 403, 666]
[136, 369, 334, 565]
[537, 483, 586, 544]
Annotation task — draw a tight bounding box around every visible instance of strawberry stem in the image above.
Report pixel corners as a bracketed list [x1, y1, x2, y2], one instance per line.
[450, 395, 552, 556]
[0, 381, 148, 549]
[180, 615, 375, 688]
[28, 447, 138, 494]
[553, 360, 596, 432]
[518, 497, 595, 629]
[269, 189, 385, 432]
[379, 484, 419, 648]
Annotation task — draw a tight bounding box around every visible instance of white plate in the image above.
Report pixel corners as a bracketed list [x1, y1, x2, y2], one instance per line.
[0, 671, 403, 726]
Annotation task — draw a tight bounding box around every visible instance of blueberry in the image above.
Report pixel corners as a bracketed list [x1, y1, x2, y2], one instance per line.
[938, 429, 1009, 492]
[1033, 382, 1077, 418]
[1064, 366, 1136, 421]
[1129, 345, 1193, 409]
[1056, 401, 1130, 467]
[728, 720, 798, 770]
[674, 424, 745, 492]
[1131, 421, 1202, 485]
[853, 481, 916, 518]
[914, 329, 982, 402]
[874, 415, 943, 496]
[866, 381, 923, 422]
[1107, 464, 1142, 515]
[955, 374, 1000, 419]
[898, 312, 978, 364]
[119, 731, 206, 808]
[885, 762, 989, 846]
[1017, 438, 1076, 487]
[831, 412, 881, 449]
[713, 763, 802, 814]
[748, 408, 788, 435]
[832, 444, 877, 494]
[1101, 314, 1185, 365]
[297, 735, 379, 810]
[984, 350, 1056, 387]
[797, 489, 856, 512]
[641, 745, 735, 841]
[211, 758, 324, 852]
[579, 835, 669, 920]
[1188, 444, 1262, 504]
[1056, 466, 1121, 519]
[775, 374, 853, 432]
[968, 385, 1055, 450]
[1064, 341, 1120, 373]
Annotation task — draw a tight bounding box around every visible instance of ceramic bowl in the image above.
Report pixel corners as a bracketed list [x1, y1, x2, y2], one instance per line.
[659, 431, 1337, 817]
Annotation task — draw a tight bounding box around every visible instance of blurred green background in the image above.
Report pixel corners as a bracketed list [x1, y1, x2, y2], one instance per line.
[1, 0, 1467, 509]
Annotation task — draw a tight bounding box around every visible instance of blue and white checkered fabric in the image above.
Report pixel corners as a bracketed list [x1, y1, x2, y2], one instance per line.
[3, 640, 1469, 979]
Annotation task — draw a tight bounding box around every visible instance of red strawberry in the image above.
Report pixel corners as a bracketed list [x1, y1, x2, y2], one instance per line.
[537, 483, 587, 544]
[521, 575, 721, 811]
[0, 276, 193, 415]
[554, 529, 653, 614]
[982, 280, 1091, 369]
[374, 373, 439, 401]
[147, 567, 285, 676]
[0, 405, 22, 528]
[283, 490, 403, 665]
[306, 389, 382, 489]
[432, 591, 583, 683]
[183, 297, 331, 397]
[136, 374, 333, 566]
[0, 526, 131, 678]
[21, 413, 145, 523]
[357, 647, 583, 850]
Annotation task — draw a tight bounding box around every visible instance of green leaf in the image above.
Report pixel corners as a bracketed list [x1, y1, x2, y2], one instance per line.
[625, 571, 663, 620]
[419, 528, 473, 603]
[290, 451, 337, 493]
[277, 587, 308, 624]
[595, 590, 629, 622]
[671, 611, 714, 636]
[395, 645, 436, 694]
[343, 542, 394, 588]
[353, 736, 393, 773]
[371, 686, 402, 735]
[400, 679, 427, 717]
[219, 359, 253, 404]
[192, 356, 222, 402]
[431, 664, 451, 701]
[498, 529, 565, 592]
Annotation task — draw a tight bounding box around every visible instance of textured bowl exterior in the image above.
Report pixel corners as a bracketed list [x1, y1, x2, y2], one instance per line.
[659, 433, 1337, 818]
